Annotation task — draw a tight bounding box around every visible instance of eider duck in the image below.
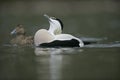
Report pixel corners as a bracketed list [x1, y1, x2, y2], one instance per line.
[10, 24, 33, 46]
[34, 14, 84, 47]
[43, 14, 96, 45]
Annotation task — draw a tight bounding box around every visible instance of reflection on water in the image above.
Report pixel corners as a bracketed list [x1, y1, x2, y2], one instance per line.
[49, 55, 62, 80]
[35, 47, 83, 55]
[36, 53, 63, 80]
[35, 49, 62, 80]
[35, 48, 83, 80]
[0, 42, 120, 80]
[34, 41, 120, 80]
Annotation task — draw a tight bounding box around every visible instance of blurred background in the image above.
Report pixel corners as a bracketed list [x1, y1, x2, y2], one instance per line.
[0, 0, 120, 44]
[0, 0, 120, 80]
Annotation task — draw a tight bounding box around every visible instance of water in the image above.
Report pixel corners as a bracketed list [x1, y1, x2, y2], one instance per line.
[0, 42, 120, 80]
[0, 1, 120, 80]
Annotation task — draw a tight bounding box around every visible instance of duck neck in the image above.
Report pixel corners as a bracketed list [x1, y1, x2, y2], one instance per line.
[48, 24, 62, 35]
[48, 24, 55, 35]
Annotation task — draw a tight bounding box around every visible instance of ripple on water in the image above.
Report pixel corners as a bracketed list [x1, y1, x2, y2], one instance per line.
[2, 37, 120, 55]
[34, 47, 84, 55]
[84, 42, 120, 48]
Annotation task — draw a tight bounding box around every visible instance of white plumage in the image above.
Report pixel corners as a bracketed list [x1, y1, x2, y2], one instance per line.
[34, 14, 84, 47]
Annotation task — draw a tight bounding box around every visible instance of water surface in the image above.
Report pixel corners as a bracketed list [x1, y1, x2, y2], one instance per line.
[0, 1, 120, 80]
[0, 42, 120, 80]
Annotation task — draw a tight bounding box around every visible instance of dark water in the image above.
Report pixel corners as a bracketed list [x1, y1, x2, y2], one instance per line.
[0, 44, 120, 80]
[0, 1, 120, 80]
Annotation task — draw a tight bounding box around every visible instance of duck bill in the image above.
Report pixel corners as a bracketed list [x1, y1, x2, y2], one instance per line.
[10, 29, 16, 35]
[44, 14, 52, 22]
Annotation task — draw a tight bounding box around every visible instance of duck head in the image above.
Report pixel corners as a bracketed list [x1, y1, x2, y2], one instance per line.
[11, 24, 25, 35]
[44, 14, 63, 35]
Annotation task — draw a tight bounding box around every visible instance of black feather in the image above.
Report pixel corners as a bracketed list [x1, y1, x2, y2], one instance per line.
[56, 18, 64, 30]
[39, 39, 79, 48]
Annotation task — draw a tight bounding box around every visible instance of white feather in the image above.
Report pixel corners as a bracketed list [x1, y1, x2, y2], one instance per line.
[34, 14, 84, 47]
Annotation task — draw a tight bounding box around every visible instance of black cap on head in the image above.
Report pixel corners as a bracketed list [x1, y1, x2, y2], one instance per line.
[44, 14, 64, 30]
[55, 18, 64, 30]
